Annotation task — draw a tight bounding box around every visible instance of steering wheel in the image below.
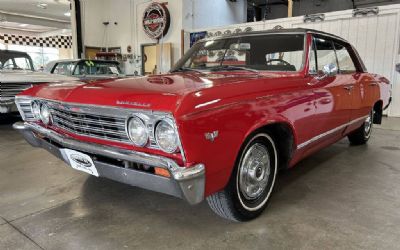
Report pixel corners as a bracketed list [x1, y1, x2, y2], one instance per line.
[265, 58, 291, 66]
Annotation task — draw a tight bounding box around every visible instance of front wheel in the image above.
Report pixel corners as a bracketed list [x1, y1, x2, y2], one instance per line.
[207, 133, 278, 221]
[348, 110, 374, 145]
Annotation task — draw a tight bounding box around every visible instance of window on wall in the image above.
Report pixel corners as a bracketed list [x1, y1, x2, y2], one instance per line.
[7, 45, 60, 70]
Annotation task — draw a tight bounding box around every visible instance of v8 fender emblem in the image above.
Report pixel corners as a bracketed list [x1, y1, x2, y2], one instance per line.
[205, 131, 219, 142]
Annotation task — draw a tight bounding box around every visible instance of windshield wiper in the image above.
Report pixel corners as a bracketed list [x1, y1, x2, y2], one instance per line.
[171, 67, 205, 74]
[210, 65, 259, 73]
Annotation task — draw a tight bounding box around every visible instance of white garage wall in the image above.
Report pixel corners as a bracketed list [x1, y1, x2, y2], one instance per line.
[80, 0, 247, 74]
[182, 0, 247, 30]
[81, 0, 107, 48]
[190, 4, 400, 117]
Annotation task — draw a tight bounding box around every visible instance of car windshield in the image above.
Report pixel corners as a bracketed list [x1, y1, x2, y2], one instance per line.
[73, 61, 122, 75]
[172, 34, 305, 72]
[0, 53, 34, 71]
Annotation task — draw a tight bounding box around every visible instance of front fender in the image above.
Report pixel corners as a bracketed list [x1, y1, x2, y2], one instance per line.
[177, 100, 299, 197]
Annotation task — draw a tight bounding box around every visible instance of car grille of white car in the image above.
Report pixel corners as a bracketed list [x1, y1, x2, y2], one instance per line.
[0, 83, 33, 101]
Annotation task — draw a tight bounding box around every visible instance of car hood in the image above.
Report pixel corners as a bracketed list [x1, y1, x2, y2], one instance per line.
[0, 70, 76, 83]
[20, 72, 301, 115]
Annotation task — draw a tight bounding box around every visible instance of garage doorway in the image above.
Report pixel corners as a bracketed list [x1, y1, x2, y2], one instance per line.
[142, 43, 157, 75]
[141, 43, 172, 75]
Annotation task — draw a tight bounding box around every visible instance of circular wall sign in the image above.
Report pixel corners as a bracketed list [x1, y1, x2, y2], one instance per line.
[143, 2, 170, 40]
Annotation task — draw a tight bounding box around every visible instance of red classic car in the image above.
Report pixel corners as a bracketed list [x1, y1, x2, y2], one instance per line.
[13, 28, 391, 221]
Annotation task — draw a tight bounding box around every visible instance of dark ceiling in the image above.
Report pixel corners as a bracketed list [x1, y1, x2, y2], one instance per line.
[247, 0, 289, 7]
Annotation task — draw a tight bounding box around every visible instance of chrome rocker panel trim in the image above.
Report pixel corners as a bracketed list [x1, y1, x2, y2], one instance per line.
[13, 122, 205, 205]
[297, 115, 368, 149]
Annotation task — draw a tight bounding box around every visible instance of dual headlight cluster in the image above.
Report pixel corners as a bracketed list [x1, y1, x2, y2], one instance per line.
[127, 115, 179, 154]
[31, 101, 52, 125]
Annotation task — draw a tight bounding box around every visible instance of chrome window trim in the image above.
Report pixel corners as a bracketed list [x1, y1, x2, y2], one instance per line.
[297, 115, 368, 149]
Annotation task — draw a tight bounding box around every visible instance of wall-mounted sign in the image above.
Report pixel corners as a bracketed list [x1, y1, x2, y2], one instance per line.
[143, 2, 170, 40]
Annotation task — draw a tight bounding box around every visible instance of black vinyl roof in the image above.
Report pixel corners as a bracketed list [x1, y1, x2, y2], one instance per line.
[0, 49, 30, 56]
[206, 28, 349, 43]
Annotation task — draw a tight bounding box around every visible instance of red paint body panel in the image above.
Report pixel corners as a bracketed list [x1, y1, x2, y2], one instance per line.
[19, 33, 391, 197]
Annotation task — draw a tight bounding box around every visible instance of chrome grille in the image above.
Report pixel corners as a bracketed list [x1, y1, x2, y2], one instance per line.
[0, 82, 33, 101]
[14, 98, 174, 152]
[51, 106, 130, 143]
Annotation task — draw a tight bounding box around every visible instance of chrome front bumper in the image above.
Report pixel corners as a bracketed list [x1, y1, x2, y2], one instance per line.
[13, 122, 205, 205]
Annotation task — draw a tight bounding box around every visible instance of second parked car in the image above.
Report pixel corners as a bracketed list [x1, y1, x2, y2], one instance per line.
[0, 49, 75, 115]
[45, 59, 124, 80]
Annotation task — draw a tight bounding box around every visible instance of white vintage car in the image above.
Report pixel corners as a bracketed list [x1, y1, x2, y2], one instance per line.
[0, 49, 76, 114]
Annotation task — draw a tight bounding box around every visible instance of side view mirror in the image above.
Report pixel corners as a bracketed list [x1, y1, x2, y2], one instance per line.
[322, 63, 338, 77]
[315, 63, 338, 80]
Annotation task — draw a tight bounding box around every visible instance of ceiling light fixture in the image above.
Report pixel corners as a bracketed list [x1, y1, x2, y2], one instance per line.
[64, 12, 71, 17]
[19, 24, 28, 27]
[36, 3, 48, 9]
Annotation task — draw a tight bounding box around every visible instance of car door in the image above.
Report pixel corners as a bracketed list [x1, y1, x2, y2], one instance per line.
[339, 44, 379, 134]
[305, 36, 354, 146]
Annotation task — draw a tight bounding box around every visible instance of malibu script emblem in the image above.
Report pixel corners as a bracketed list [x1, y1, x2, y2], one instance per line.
[116, 100, 151, 108]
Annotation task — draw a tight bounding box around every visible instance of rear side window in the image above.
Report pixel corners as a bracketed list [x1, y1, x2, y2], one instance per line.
[333, 43, 357, 74]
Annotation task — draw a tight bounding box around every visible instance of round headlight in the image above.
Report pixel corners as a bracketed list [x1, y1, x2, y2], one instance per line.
[40, 104, 52, 125]
[127, 116, 148, 146]
[31, 101, 41, 120]
[155, 119, 178, 153]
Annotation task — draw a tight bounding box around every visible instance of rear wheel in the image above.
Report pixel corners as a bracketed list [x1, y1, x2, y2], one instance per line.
[207, 133, 278, 221]
[348, 110, 374, 145]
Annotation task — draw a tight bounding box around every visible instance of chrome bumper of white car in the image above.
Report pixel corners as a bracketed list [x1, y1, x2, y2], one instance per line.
[13, 122, 205, 205]
[0, 100, 18, 114]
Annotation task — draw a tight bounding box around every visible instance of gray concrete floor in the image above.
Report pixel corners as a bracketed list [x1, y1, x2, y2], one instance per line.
[1, 116, 400, 250]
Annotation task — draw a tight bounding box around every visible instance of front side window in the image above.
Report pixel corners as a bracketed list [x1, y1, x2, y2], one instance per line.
[313, 37, 337, 74]
[310, 36, 358, 75]
[172, 34, 305, 72]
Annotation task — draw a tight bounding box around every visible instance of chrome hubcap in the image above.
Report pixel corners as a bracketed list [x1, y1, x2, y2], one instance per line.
[239, 143, 270, 200]
[365, 111, 373, 135]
